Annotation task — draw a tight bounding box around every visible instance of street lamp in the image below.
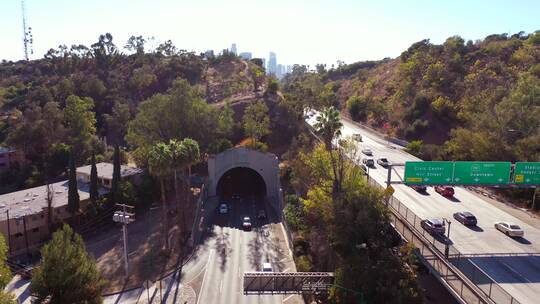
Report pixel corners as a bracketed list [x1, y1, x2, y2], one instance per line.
[443, 218, 452, 258]
[113, 204, 135, 277]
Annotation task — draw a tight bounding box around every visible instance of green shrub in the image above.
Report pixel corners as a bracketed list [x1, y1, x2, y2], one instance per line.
[296, 255, 313, 272]
[346, 96, 368, 121]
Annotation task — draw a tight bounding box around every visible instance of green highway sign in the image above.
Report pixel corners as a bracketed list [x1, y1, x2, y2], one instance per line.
[404, 161, 454, 185]
[453, 162, 511, 185]
[514, 162, 540, 184]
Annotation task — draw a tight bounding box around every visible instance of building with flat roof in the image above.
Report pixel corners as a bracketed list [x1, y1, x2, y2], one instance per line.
[0, 162, 142, 257]
[76, 162, 143, 189]
[0, 147, 24, 172]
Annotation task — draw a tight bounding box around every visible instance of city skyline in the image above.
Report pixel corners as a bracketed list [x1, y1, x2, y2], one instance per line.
[1, 0, 538, 66]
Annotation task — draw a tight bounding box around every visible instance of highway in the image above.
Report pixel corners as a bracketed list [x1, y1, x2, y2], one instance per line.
[306, 112, 540, 304]
[195, 196, 295, 304]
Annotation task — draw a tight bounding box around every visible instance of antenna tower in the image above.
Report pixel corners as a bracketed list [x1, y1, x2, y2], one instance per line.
[21, 0, 33, 60]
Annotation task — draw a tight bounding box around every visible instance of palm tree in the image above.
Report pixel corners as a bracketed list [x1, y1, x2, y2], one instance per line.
[148, 142, 173, 250]
[179, 138, 200, 240]
[314, 106, 343, 151]
[169, 139, 186, 210]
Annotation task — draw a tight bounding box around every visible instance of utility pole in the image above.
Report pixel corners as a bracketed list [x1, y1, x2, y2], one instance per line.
[113, 204, 135, 277]
[21, 0, 33, 60]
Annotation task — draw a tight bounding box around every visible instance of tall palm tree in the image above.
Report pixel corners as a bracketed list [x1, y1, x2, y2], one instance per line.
[169, 139, 186, 210]
[179, 138, 200, 240]
[148, 142, 173, 250]
[314, 106, 343, 151]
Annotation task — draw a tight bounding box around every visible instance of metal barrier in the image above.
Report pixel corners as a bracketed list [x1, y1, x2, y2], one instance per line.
[369, 177, 522, 304]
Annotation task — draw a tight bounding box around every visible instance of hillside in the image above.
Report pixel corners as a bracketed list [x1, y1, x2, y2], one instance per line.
[0, 34, 272, 192]
[284, 31, 540, 161]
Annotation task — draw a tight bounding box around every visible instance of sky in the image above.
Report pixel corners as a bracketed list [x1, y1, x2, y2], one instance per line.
[0, 0, 539, 67]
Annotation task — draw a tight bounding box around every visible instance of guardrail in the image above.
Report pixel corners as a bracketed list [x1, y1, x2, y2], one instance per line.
[305, 121, 521, 304]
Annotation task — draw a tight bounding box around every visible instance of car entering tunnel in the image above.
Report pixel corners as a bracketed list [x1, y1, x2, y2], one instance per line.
[217, 167, 266, 200]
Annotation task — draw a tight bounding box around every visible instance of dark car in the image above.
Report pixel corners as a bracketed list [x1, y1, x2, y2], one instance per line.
[420, 219, 446, 235]
[410, 185, 427, 192]
[453, 212, 477, 226]
[434, 186, 455, 198]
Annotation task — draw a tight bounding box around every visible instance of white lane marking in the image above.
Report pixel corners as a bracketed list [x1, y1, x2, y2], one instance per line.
[500, 260, 533, 284]
[219, 279, 223, 294]
[283, 295, 294, 302]
[196, 249, 215, 304]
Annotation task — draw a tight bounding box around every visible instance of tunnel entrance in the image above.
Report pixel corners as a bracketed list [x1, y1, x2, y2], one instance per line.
[216, 167, 267, 199]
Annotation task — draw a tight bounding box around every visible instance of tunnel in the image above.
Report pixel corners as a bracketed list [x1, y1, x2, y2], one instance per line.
[216, 167, 267, 199]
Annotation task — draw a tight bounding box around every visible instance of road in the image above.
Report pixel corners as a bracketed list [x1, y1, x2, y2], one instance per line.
[195, 196, 295, 304]
[306, 112, 540, 304]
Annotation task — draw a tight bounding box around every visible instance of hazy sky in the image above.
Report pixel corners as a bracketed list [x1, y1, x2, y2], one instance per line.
[1, 0, 539, 66]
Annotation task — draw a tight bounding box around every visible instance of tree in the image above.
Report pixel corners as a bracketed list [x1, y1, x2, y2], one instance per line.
[180, 138, 200, 207]
[30, 225, 106, 303]
[89, 152, 99, 206]
[67, 151, 80, 215]
[110, 145, 121, 205]
[103, 102, 130, 145]
[169, 139, 186, 212]
[0, 235, 11, 289]
[124, 35, 146, 55]
[243, 101, 270, 146]
[0, 292, 16, 304]
[346, 96, 368, 121]
[64, 95, 97, 161]
[314, 106, 342, 151]
[148, 142, 173, 250]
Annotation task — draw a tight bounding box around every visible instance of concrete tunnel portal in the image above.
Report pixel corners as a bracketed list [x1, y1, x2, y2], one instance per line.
[207, 147, 283, 212]
[216, 167, 266, 199]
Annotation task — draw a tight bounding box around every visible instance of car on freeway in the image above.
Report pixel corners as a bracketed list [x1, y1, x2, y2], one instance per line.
[359, 163, 368, 174]
[453, 211, 477, 226]
[257, 210, 266, 220]
[410, 185, 427, 192]
[352, 133, 362, 142]
[377, 158, 390, 167]
[420, 219, 446, 235]
[494, 222, 524, 237]
[362, 158, 375, 167]
[242, 216, 252, 230]
[361, 148, 373, 156]
[218, 203, 228, 214]
[262, 262, 273, 272]
[434, 186, 455, 198]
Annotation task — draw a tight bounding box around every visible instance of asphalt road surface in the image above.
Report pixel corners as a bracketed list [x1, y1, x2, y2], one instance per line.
[307, 111, 540, 304]
[195, 196, 289, 304]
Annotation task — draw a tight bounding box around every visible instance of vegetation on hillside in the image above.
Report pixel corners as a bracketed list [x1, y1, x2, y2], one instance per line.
[284, 31, 540, 162]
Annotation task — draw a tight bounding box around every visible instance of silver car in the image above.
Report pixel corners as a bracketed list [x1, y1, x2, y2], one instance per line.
[494, 222, 524, 237]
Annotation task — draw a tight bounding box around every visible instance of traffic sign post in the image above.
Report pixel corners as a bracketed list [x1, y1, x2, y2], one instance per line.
[513, 162, 540, 185]
[404, 161, 454, 185]
[453, 162, 511, 185]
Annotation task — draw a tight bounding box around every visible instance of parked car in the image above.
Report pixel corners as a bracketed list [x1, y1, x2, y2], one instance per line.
[494, 222, 524, 237]
[410, 185, 427, 192]
[434, 186, 455, 197]
[361, 148, 373, 156]
[352, 133, 362, 142]
[420, 219, 446, 235]
[242, 216, 252, 230]
[257, 210, 266, 220]
[377, 158, 390, 167]
[362, 158, 375, 167]
[453, 212, 477, 226]
[262, 262, 273, 272]
[219, 203, 228, 214]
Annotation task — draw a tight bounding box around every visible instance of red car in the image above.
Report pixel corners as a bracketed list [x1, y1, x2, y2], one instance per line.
[435, 186, 454, 197]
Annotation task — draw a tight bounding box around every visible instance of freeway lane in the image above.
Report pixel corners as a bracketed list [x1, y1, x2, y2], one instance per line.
[306, 112, 540, 304]
[196, 196, 290, 304]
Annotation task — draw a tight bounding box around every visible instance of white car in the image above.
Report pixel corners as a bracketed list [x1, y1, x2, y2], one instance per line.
[262, 262, 273, 272]
[361, 148, 373, 156]
[352, 133, 362, 142]
[242, 217, 252, 229]
[494, 222, 524, 237]
[219, 203, 228, 214]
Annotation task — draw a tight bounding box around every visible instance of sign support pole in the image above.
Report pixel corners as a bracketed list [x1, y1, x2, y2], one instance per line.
[533, 187, 538, 210]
